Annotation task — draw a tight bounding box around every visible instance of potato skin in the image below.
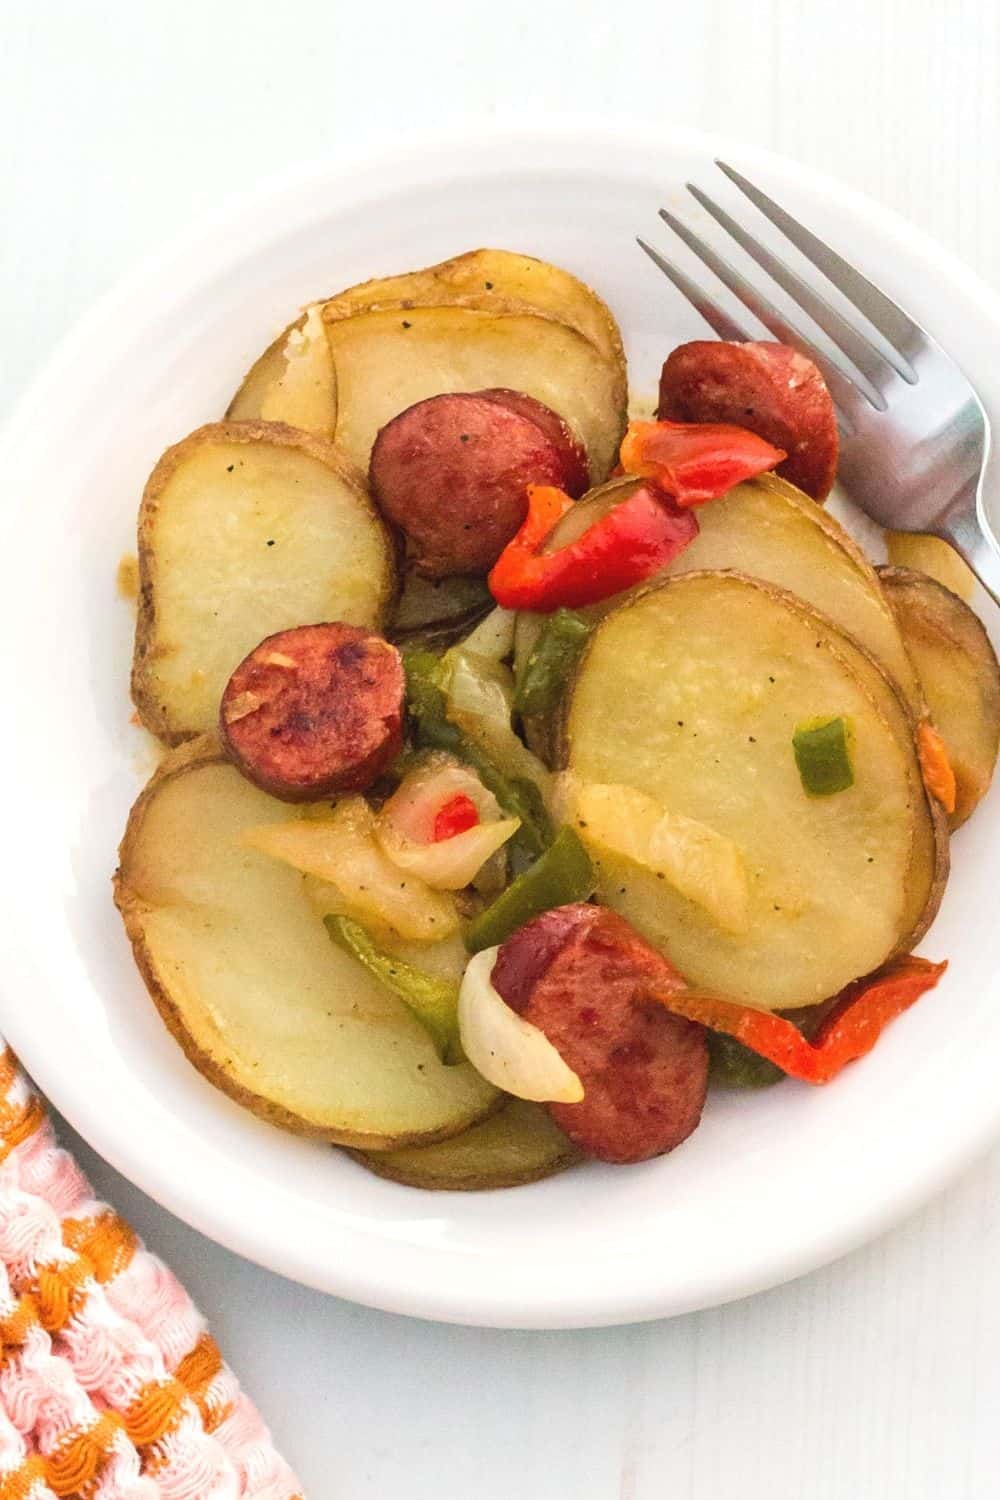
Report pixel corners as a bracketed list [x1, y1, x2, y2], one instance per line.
[349, 1100, 582, 1191]
[131, 420, 396, 746]
[879, 565, 1000, 829]
[114, 736, 497, 1148]
[558, 571, 947, 1008]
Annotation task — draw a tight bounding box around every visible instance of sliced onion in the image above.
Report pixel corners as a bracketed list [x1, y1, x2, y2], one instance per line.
[242, 797, 458, 941]
[458, 947, 584, 1103]
[445, 648, 552, 796]
[378, 816, 520, 890]
[569, 780, 750, 934]
[457, 607, 517, 661]
[375, 757, 517, 889]
[379, 755, 500, 844]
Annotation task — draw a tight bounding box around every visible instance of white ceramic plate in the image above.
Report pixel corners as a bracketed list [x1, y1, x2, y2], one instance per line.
[2, 123, 999, 1330]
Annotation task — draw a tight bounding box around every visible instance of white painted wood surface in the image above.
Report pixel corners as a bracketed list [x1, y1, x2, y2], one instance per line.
[4, 3, 1000, 1494]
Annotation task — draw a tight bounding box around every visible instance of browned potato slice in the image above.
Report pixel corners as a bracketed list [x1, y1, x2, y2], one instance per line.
[880, 566, 1000, 827]
[885, 532, 975, 601]
[350, 1099, 581, 1190]
[516, 473, 921, 711]
[114, 738, 498, 1146]
[226, 305, 336, 438]
[322, 298, 626, 481]
[322, 247, 626, 379]
[132, 421, 396, 744]
[562, 572, 940, 1010]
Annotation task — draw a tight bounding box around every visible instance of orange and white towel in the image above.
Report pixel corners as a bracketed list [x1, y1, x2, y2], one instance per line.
[0, 1049, 302, 1499]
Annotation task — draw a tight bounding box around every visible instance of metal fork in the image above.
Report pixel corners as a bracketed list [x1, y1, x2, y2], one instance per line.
[638, 162, 1000, 604]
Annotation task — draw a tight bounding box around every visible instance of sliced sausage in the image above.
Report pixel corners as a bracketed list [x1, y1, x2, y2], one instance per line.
[477, 389, 589, 498]
[369, 391, 588, 578]
[220, 623, 404, 801]
[492, 904, 708, 1164]
[658, 340, 838, 501]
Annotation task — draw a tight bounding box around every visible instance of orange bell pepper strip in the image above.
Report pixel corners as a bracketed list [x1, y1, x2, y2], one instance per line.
[648, 955, 947, 1084]
[487, 482, 698, 612]
[619, 419, 786, 506]
[917, 722, 957, 815]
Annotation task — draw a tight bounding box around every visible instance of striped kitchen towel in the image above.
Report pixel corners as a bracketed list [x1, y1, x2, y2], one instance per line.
[0, 1048, 302, 1499]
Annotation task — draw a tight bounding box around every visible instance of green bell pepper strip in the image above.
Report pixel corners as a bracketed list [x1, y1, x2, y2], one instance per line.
[792, 715, 854, 796]
[325, 914, 462, 1063]
[513, 609, 591, 719]
[464, 827, 596, 953]
[403, 651, 553, 855]
[708, 1032, 785, 1089]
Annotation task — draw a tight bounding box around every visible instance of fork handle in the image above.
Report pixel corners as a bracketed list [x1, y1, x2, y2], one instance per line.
[938, 506, 1000, 610]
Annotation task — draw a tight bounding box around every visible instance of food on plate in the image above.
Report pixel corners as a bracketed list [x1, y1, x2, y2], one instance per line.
[351, 1098, 581, 1191]
[324, 302, 624, 481]
[490, 905, 708, 1163]
[370, 390, 588, 576]
[389, 570, 493, 644]
[513, 471, 922, 718]
[132, 421, 395, 743]
[220, 622, 405, 800]
[657, 340, 839, 500]
[879, 566, 1000, 827]
[226, 304, 336, 438]
[885, 531, 975, 601]
[114, 738, 497, 1145]
[561, 571, 940, 1008]
[118, 245, 962, 1190]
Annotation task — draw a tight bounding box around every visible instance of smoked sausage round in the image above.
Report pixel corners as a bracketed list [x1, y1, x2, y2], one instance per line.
[492, 904, 708, 1164]
[220, 623, 404, 801]
[658, 340, 838, 501]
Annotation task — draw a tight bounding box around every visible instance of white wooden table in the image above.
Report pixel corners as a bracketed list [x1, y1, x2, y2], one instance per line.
[4, 3, 1000, 1495]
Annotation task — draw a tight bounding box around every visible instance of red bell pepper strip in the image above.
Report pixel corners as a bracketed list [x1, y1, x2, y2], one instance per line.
[488, 482, 699, 612]
[432, 793, 480, 842]
[647, 955, 947, 1084]
[619, 419, 786, 506]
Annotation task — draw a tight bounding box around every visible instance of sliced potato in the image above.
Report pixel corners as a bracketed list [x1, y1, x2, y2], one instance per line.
[880, 566, 1000, 827]
[885, 532, 975, 601]
[322, 299, 625, 481]
[114, 739, 497, 1146]
[322, 247, 625, 379]
[562, 571, 937, 1010]
[516, 473, 922, 711]
[132, 421, 396, 743]
[351, 1099, 581, 1190]
[226, 305, 336, 438]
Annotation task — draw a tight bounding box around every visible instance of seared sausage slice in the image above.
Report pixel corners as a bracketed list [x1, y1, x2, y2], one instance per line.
[492, 904, 708, 1164]
[476, 388, 589, 498]
[658, 340, 838, 501]
[369, 391, 588, 578]
[220, 623, 404, 801]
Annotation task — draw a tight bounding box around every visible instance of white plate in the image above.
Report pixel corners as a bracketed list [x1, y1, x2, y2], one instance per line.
[2, 122, 999, 1330]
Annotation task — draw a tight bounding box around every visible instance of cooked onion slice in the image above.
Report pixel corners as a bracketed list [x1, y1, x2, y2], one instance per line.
[567, 780, 750, 934]
[458, 947, 584, 1103]
[376, 757, 519, 889]
[242, 797, 458, 941]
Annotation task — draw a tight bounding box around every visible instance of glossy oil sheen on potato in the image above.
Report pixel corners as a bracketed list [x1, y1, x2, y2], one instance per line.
[322, 300, 625, 480]
[114, 740, 497, 1146]
[563, 572, 922, 1009]
[132, 421, 395, 743]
